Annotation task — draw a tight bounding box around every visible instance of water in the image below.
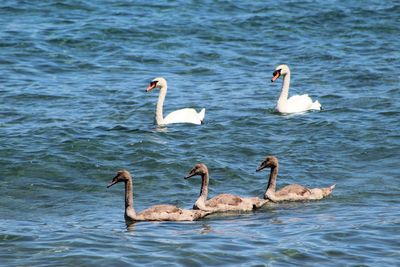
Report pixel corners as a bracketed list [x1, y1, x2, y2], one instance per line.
[1, 0, 399, 266]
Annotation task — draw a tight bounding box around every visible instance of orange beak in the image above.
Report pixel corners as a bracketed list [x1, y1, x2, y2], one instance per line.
[146, 81, 157, 92]
[271, 72, 280, 82]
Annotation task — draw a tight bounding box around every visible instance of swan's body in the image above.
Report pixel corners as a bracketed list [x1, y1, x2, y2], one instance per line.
[271, 64, 321, 114]
[107, 170, 210, 223]
[163, 108, 205, 125]
[256, 156, 335, 202]
[185, 164, 269, 212]
[146, 77, 205, 125]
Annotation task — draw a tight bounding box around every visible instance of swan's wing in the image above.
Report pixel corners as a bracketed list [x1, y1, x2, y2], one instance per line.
[284, 94, 321, 113]
[244, 197, 269, 208]
[276, 184, 311, 198]
[285, 94, 313, 112]
[198, 108, 205, 121]
[140, 204, 181, 214]
[164, 108, 205, 125]
[180, 209, 212, 220]
[137, 204, 190, 221]
[309, 184, 335, 199]
[141, 206, 211, 221]
[206, 193, 243, 207]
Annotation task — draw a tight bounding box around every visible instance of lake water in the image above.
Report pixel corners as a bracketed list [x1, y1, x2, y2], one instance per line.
[1, 0, 399, 266]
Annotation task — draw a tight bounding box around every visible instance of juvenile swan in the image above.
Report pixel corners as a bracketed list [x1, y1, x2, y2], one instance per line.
[146, 77, 206, 125]
[256, 156, 335, 202]
[185, 164, 268, 212]
[271, 64, 321, 114]
[107, 170, 211, 223]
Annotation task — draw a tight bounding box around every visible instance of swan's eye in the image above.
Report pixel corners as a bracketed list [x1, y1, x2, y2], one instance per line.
[273, 69, 281, 76]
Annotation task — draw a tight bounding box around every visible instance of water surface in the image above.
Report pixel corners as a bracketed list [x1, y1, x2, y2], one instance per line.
[1, 0, 399, 266]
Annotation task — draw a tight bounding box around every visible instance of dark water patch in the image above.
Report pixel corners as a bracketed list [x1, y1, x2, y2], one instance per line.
[46, 1, 95, 12]
[7, 92, 71, 101]
[378, 110, 400, 117]
[176, 66, 216, 76]
[104, 125, 153, 134]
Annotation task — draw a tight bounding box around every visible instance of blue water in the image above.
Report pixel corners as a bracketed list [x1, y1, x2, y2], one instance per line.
[1, 0, 399, 266]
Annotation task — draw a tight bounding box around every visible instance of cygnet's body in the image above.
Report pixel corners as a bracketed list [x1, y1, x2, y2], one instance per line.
[256, 156, 335, 202]
[107, 170, 211, 223]
[185, 164, 269, 212]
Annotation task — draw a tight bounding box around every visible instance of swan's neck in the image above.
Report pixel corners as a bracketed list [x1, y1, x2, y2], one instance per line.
[197, 172, 209, 205]
[277, 72, 291, 106]
[155, 86, 167, 125]
[124, 179, 136, 221]
[264, 166, 278, 199]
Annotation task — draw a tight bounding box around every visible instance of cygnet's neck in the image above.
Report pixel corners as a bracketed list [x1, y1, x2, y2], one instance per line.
[124, 178, 136, 221]
[196, 172, 209, 207]
[264, 165, 278, 200]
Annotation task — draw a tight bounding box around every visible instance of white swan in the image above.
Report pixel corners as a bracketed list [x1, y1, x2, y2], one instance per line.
[146, 77, 205, 126]
[271, 64, 321, 114]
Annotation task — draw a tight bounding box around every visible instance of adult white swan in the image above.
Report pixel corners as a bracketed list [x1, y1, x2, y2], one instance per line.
[146, 77, 205, 126]
[271, 64, 321, 114]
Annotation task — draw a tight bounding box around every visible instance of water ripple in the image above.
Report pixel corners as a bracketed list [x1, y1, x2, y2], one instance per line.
[1, 0, 399, 266]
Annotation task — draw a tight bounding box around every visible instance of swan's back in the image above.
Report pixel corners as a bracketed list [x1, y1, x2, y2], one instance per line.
[140, 204, 181, 214]
[136, 204, 210, 221]
[273, 184, 335, 201]
[204, 194, 266, 211]
[276, 184, 312, 198]
[206, 193, 243, 207]
[164, 108, 205, 125]
[281, 94, 321, 113]
[309, 184, 336, 200]
[246, 197, 270, 208]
